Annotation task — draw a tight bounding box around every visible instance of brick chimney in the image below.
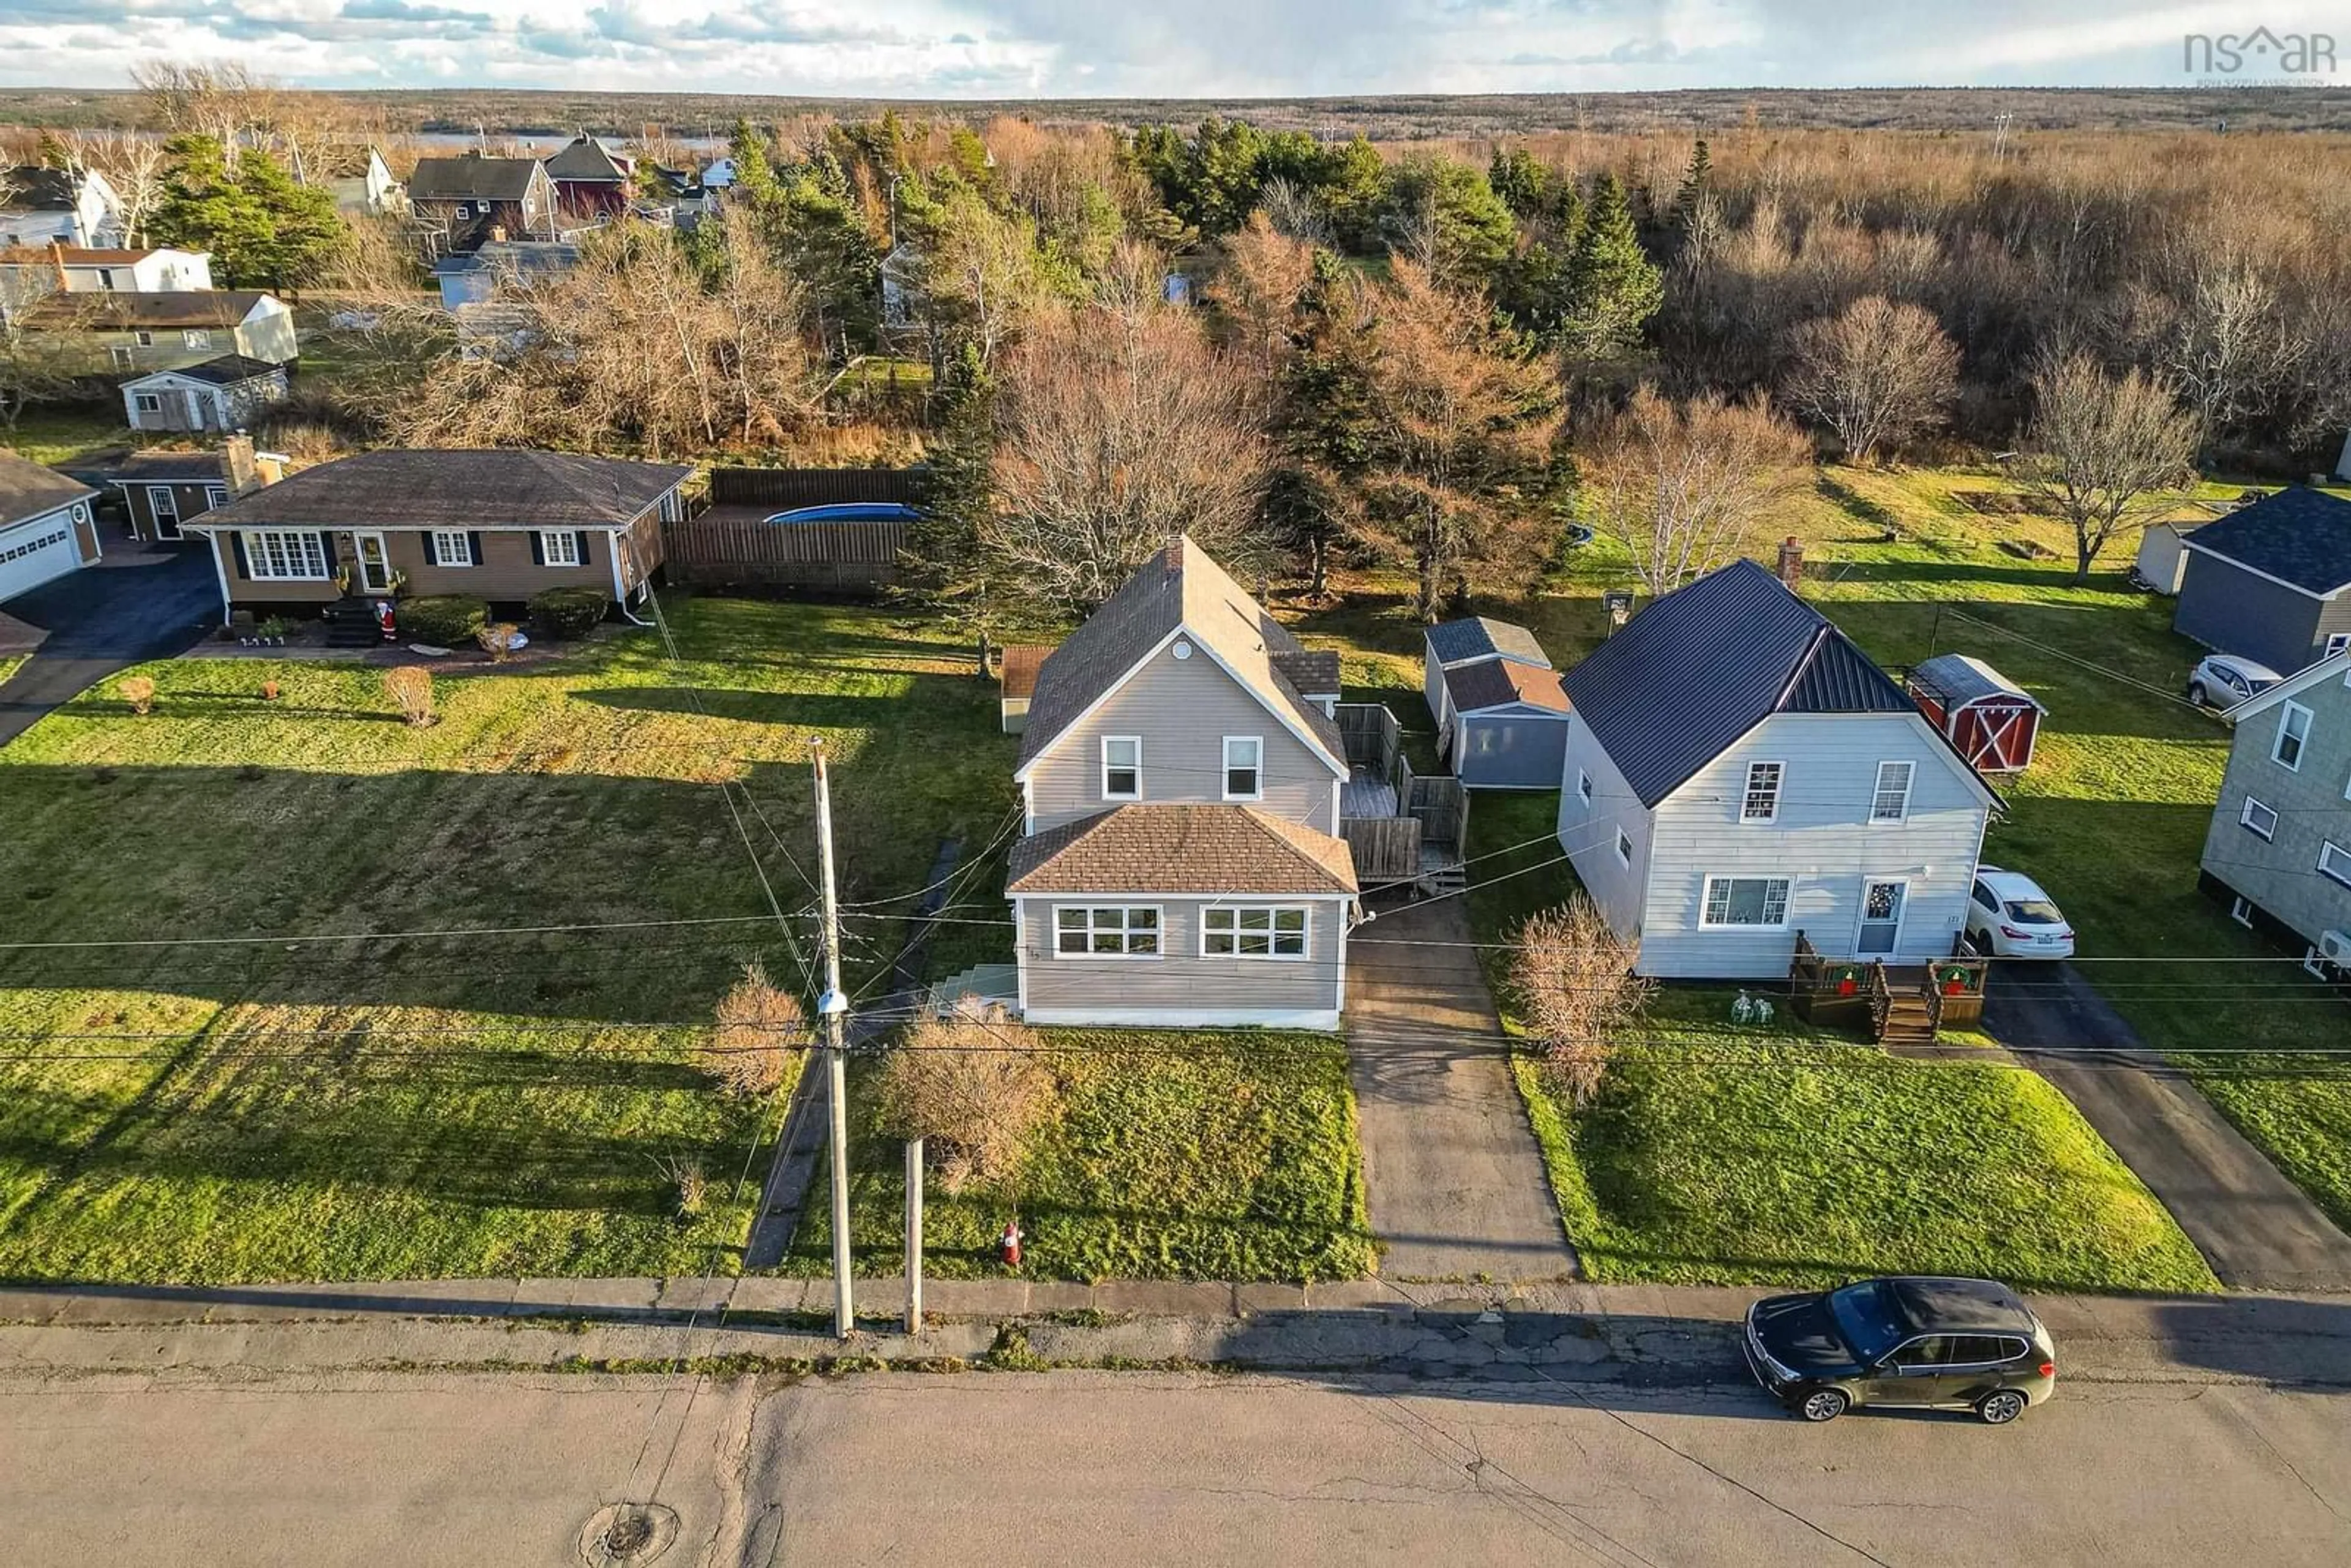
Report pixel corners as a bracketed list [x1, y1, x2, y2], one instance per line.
[1777, 535, 1805, 590]
[223, 431, 259, 494]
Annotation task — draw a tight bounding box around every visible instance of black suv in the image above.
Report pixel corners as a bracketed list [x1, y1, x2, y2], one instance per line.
[1742, 1276, 2056, 1424]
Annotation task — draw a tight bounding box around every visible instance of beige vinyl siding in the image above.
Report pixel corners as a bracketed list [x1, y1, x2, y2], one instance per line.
[1023, 638, 1341, 835]
[1635, 711, 1990, 978]
[2201, 673, 2351, 947]
[1558, 710, 1654, 940]
[1015, 896, 1345, 1026]
[207, 528, 337, 606]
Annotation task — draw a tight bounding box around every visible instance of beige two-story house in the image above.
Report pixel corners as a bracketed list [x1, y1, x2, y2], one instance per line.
[1005, 538, 1360, 1029]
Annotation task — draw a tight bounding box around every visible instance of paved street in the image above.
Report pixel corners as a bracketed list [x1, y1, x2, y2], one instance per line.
[6, 1365, 2347, 1566]
[1346, 895, 1578, 1281]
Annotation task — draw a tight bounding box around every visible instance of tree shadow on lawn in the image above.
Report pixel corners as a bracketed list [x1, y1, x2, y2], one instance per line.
[0, 760, 965, 1021]
[571, 674, 995, 733]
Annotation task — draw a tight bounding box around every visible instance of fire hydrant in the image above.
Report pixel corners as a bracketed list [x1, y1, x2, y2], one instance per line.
[999, 1220, 1024, 1269]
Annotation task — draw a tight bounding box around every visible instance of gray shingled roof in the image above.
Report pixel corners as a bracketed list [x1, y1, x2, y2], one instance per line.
[1007, 805, 1357, 895]
[1271, 648, 1341, 697]
[1425, 616, 1551, 668]
[23, 291, 275, 331]
[122, 353, 282, 388]
[109, 451, 228, 484]
[0, 167, 81, 212]
[1014, 536, 1344, 771]
[1909, 653, 2042, 713]
[2180, 487, 2351, 596]
[1562, 559, 1922, 808]
[408, 155, 544, 203]
[186, 449, 691, 531]
[544, 137, 630, 182]
[0, 453, 94, 530]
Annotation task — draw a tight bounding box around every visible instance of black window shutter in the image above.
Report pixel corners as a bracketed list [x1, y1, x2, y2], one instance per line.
[467, 531, 483, 566]
[230, 532, 249, 579]
[318, 531, 336, 570]
[574, 530, 592, 566]
[529, 531, 545, 565]
[421, 532, 438, 566]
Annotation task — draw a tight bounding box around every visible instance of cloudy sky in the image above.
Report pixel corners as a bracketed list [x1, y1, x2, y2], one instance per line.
[0, 0, 2341, 96]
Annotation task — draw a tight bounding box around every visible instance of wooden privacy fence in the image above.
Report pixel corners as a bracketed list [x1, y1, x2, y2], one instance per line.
[705, 467, 926, 509]
[665, 467, 925, 593]
[1342, 817, 1422, 885]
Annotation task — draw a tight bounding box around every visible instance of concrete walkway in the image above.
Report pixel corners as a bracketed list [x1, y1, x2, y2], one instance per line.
[1344, 896, 1577, 1283]
[1983, 962, 2351, 1293]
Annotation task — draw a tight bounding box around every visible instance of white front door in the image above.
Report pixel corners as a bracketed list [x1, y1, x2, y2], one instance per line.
[354, 531, 393, 593]
[1856, 879, 1908, 956]
[146, 486, 182, 541]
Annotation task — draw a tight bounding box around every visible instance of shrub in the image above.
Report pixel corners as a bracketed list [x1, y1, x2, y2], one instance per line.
[477, 621, 522, 662]
[651, 1153, 708, 1220]
[117, 675, 156, 716]
[705, 962, 808, 1097]
[1510, 895, 1654, 1105]
[383, 664, 436, 727]
[397, 595, 487, 648]
[878, 1000, 1055, 1193]
[530, 587, 610, 640]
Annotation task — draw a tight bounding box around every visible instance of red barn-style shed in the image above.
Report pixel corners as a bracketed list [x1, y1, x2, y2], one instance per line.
[1907, 653, 2044, 773]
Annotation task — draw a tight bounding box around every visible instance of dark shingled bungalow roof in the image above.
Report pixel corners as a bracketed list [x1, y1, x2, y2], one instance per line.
[2180, 487, 2351, 596]
[186, 449, 691, 532]
[1007, 805, 1357, 896]
[1562, 559, 1925, 808]
[408, 154, 544, 203]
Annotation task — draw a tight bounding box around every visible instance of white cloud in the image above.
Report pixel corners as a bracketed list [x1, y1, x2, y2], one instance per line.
[0, 0, 2330, 93]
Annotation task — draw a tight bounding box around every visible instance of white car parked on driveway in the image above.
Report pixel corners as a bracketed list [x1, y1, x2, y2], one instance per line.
[1965, 867, 2075, 959]
[2187, 653, 2284, 711]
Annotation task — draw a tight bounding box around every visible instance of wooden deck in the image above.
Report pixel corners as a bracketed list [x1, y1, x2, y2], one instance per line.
[1788, 931, 1989, 1046]
[1336, 703, 1466, 892]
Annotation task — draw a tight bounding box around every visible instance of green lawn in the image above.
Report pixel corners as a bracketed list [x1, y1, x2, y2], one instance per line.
[788, 1031, 1376, 1283]
[0, 596, 1017, 1282]
[0, 656, 23, 688]
[5, 407, 125, 467]
[1511, 994, 2219, 1292]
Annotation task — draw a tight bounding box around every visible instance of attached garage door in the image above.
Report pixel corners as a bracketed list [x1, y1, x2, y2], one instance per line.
[0, 515, 83, 603]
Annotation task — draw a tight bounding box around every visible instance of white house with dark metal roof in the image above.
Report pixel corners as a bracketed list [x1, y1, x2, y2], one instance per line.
[1002, 536, 1360, 1029]
[1555, 560, 1999, 979]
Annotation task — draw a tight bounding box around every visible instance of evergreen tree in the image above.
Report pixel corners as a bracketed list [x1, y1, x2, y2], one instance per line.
[1560, 173, 1663, 366]
[236, 149, 345, 292]
[1317, 135, 1390, 252]
[149, 135, 274, 286]
[1672, 138, 1712, 231]
[1384, 157, 1516, 288]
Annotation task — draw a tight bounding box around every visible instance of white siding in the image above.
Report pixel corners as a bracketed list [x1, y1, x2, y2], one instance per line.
[1558, 710, 1656, 940]
[1022, 638, 1340, 834]
[1637, 712, 1991, 979]
[1014, 896, 1346, 1029]
[1423, 645, 1449, 727]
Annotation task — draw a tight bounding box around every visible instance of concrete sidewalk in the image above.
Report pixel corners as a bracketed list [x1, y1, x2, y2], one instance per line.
[1344, 896, 1577, 1281]
[4, 1274, 2350, 1390]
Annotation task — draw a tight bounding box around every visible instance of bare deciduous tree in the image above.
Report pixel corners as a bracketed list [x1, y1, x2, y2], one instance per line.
[984, 299, 1270, 613]
[1213, 211, 1316, 378]
[1583, 384, 1813, 595]
[2166, 252, 2292, 454]
[1346, 258, 1563, 621]
[1782, 294, 1960, 463]
[69, 131, 169, 246]
[1510, 896, 1654, 1105]
[0, 306, 84, 430]
[132, 60, 279, 168]
[2013, 351, 2198, 582]
[877, 1000, 1055, 1194]
[705, 962, 809, 1097]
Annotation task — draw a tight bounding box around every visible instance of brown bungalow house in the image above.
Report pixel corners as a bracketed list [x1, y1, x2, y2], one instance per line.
[109, 440, 285, 542]
[181, 449, 691, 625]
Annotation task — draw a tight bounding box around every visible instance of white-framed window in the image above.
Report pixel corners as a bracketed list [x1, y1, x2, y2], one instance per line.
[2241, 796, 2279, 841]
[242, 529, 329, 580]
[2230, 895, 2255, 928]
[1577, 769, 1593, 806]
[132, 391, 162, 413]
[205, 485, 227, 509]
[181, 329, 211, 350]
[2320, 840, 2351, 891]
[1052, 905, 1161, 957]
[96, 268, 116, 290]
[132, 330, 153, 347]
[1870, 760, 1914, 823]
[1101, 735, 1141, 800]
[2305, 947, 2332, 980]
[1615, 828, 1633, 867]
[538, 530, 582, 566]
[1700, 874, 1792, 929]
[1222, 736, 1263, 800]
[1201, 905, 1309, 959]
[2329, 633, 2351, 658]
[1741, 761, 1783, 822]
[2275, 702, 2313, 771]
[432, 529, 474, 566]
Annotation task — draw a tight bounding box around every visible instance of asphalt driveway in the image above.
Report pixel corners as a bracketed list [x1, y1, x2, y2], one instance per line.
[0, 541, 216, 747]
[1345, 895, 1577, 1283]
[1982, 961, 2351, 1293]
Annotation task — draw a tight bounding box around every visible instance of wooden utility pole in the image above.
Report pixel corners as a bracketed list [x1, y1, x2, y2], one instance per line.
[812, 743, 853, 1340]
[905, 1137, 924, 1334]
